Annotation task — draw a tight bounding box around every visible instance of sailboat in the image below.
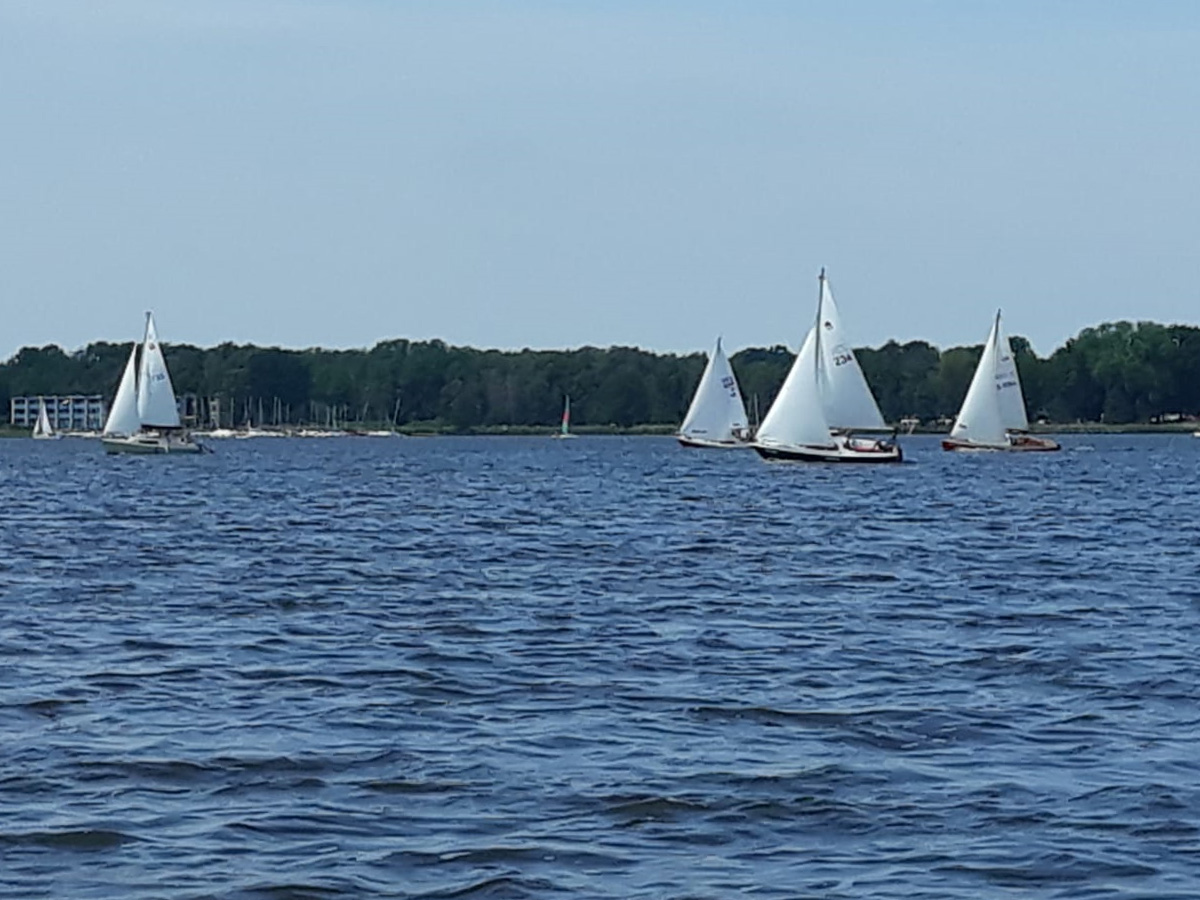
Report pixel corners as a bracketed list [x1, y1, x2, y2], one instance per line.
[677, 337, 752, 449]
[31, 398, 61, 440]
[101, 313, 205, 454]
[752, 270, 901, 463]
[942, 311, 1060, 452]
[553, 394, 577, 439]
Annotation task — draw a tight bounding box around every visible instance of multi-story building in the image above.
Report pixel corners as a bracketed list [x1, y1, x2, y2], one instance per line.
[9, 395, 108, 432]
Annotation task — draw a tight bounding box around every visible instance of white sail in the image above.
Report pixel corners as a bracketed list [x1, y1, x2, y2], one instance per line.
[994, 317, 1029, 431]
[137, 313, 182, 429]
[815, 275, 887, 431]
[755, 328, 835, 449]
[32, 398, 55, 438]
[103, 343, 142, 436]
[679, 337, 749, 442]
[949, 312, 1007, 445]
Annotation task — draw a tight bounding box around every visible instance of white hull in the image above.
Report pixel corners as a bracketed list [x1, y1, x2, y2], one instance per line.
[753, 435, 902, 464]
[677, 434, 752, 449]
[32, 432, 62, 441]
[236, 429, 288, 439]
[102, 432, 205, 455]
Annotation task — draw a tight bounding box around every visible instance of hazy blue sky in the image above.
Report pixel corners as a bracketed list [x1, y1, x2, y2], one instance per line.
[3, 1, 1197, 360]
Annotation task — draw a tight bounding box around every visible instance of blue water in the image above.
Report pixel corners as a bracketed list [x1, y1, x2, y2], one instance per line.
[2, 434, 1199, 899]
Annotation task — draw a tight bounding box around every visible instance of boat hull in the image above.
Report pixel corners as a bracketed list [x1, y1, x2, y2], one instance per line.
[753, 438, 902, 464]
[677, 435, 752, 450]
[941, 435, 1060, 452]
[102, 432, 205, 455]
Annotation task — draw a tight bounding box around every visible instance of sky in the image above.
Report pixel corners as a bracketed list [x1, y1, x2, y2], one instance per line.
[2, 1, 1198, 360]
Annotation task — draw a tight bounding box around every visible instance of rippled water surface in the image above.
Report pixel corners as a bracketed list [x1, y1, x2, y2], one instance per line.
[2, 434, 1199, 899]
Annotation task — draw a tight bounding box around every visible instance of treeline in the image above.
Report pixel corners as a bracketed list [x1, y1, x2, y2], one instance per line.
[2, 320, 1199, 429]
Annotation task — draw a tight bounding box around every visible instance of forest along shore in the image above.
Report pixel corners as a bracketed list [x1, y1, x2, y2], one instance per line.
[2, 320, 1197, 432]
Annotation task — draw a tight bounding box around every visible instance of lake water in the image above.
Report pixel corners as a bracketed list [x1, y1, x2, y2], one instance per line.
[2, 434, 1199, 899]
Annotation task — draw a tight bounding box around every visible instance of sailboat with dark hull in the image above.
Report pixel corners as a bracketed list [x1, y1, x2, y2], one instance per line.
[752, 270, 901, 464]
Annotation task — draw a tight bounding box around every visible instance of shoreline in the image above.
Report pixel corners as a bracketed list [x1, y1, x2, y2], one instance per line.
[2, 423, 1198, 439]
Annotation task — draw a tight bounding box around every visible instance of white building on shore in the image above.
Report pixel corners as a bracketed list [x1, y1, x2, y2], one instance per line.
[9, 395, 107, 432]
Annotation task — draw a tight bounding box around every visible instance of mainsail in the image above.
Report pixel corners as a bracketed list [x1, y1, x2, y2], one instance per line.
[755, 328, 834, 449]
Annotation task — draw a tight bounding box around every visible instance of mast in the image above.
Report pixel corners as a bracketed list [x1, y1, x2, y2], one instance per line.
[814, 268, 826, 393]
